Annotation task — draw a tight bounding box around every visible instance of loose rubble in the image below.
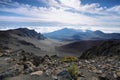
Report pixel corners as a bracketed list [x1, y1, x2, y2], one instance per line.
[0, 50, 120, 80]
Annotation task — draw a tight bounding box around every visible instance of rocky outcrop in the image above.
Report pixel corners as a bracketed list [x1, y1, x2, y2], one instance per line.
[80, 40, 120, 59]
[9, 28, 46, 40]
[0, 28, 46, 55]
[0, 63, 24, 80]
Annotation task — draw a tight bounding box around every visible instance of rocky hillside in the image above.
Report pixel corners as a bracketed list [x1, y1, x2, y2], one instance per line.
[80, 39, 120, 58]
[58, 40, 105, 54]
[0, 50, 120, 80]
[8, 28, 46, 40]
[0, 28, 120, 80]
[0, 28, 46, 55]
[0, 28, 68, 56]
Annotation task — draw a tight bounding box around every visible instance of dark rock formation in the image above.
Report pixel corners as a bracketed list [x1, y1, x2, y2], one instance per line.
[80, 40, 120, 59]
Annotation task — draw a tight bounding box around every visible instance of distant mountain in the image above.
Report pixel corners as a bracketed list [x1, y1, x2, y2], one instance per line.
[80, 39, 120, 58]
[44, 28, 81, 40]
[44, 28, 120, 41]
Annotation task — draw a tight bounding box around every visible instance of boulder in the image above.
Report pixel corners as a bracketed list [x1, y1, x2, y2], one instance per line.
[52, 75, 58, 80]
[30, 71, 43, 76]
[23, 61, 36, 74]
[116, 71, 120, 77]
[91, 76, 99, 80]
[0, 52, 3, 57]
[57, 70, 73, 80]
[96, 70, 103, 74]
[0, 64, 24, 79]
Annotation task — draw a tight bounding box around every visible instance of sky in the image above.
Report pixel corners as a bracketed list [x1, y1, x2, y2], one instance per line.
[0, 0, 120, 33]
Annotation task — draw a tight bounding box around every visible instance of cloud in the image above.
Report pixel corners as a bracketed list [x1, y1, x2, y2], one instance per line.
[107, 5, 120, 14]
[0, 4, 100, 25]
[0, 0, 18, 7]
[27, 26, 120, 33]
[60, 0, 80, 9]
[41, 0, 104, 14]
[0, 0, 120, 28]
[44, 0, 120, 15]
[39, 0, 61, 8]
[0, 0, 12, 2]
[0, 25, 119, 33]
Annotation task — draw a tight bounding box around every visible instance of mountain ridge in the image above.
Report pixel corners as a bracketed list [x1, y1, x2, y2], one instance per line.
[44, 28, 81, 40]
[44, 28, 120, 41]
[6, 28, 46, 40]
[0, 28, 47, 55]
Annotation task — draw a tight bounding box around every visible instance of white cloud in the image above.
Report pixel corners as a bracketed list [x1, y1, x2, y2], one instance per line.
[0, 16, 45, 22]
[80, 3, 105, 14]
[39, 0, 61, 8]
[0, 0, 21, 8]
[60, 0, 80, 9]
[107, 5, 120, 14]
[0, 0, 120, 29]
[0, 5, 100, 25]
[44, 0, 120, 15]
[0, 25, 119, 33]
[44, 0, 104, 14]
[31, 26, 63, 33]
[27, 26, 120, 33]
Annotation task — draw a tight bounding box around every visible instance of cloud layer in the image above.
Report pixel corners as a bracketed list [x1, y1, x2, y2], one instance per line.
[0, 0, 120, 32]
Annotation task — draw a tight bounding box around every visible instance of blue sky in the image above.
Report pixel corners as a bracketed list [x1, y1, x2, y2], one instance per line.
[0, 0, 120, 33]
